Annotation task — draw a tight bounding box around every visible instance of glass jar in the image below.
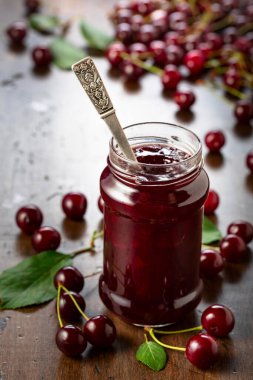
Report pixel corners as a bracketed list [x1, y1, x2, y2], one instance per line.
[99, 122, 209, 326]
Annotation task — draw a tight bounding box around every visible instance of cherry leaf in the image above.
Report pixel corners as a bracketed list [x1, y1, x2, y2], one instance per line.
[0, 251, 72, 309]
[29, 13, 60, 34]
[80, 20, 113, 51]
[50, 37, 85, 70]
[136, 341, 167, 372]
[202, 216, 222, 244]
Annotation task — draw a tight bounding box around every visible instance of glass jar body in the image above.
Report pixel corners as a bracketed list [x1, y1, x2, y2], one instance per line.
[99, 123, 209, 326]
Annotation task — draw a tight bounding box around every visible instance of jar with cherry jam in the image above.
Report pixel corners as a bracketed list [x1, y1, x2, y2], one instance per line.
[99, 122, 209, 326]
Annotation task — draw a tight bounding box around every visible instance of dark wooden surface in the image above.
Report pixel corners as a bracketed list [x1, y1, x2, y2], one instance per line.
[0, 1, 253, 379]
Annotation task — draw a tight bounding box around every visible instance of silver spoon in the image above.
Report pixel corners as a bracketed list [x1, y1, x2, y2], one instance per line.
[72, 56, 137, 162]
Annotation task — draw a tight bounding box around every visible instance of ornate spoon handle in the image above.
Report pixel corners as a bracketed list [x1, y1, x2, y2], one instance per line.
[72, 57, 137, 162]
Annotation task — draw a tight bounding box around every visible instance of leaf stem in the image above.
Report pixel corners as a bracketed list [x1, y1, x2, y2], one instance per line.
[153, 325, 203, 335]
[57, 285, 63, 328]
[147, 328, 186, 352]
[60, 284, 90, 321]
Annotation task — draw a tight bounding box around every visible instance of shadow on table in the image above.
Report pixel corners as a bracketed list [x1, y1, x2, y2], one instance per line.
[233, 122, 253, 139]
[204, 152, 224, 169]
[245, 173, 253, 193]
[61, 218, 87, 241]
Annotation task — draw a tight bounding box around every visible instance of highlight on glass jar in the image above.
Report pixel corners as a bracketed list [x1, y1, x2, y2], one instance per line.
[99, 122, 209, 327]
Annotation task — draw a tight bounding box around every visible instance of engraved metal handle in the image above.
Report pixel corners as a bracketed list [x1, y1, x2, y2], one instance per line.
[72, 57, 137, 161]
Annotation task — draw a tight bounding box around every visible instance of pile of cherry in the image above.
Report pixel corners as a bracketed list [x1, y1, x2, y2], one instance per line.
[106, 0, 253, 172]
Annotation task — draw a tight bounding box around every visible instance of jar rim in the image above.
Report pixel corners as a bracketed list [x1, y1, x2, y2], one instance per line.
[110, 121, 202, 168]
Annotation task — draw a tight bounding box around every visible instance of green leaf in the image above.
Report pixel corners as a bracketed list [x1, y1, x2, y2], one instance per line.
[136, 341, 167, 372]
[202, 216, 222, 244]
[0, 251, 72, 309]
[29, 13, 60, 34]
[80, 20, 113, 51]
[50, 37, 85, 70]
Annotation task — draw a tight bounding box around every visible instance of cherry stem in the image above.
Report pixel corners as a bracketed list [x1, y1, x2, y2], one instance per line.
[83, 269, 102, 279]
[120, 52, 164, 76]
[153, 325, 203, 335]
[57, 285, 63, 328]
[146, 327, 186, 352]
[90, 230, 103, 249]
[60, 284, 90, 321]
[71, 246, 94, 258]
[144, 333, 148, 343]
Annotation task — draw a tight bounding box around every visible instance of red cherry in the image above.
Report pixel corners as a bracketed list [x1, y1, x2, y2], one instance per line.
[83, 315, 117, 347]
[223, 68, 240, 89]
[62, 192, 87, 220]
[246, 151, 253, 172]
[173, 91, 196, 110]
[184, 50, 205, 75]
[200, 249, 225, 278]
[119, 59, 144, 80]
[129, 42, 148, 57]
[6, 22, 27, 43]
[220, 234, 247, 262]
[105, 42, 127, 67]
[131, 0, 155, 15]
[234, 100, 253, 123]
[137, 24, 157, 44]
[227, 220, 253, 244]
[204, 32, 223, 50]
[165, 44, 184, 65]
[161, 64, 181, 90]
[115, 23, 132, 44]
[149, 40, 166, 65]
[115, 9, 133, 24]
[130, 14, 144, 32]
[205, 130, 225, 153]
[186, 333, 220, 369]
[32, 46, 52, 67]
[204, 190, 219, 215]
[32, 226, 61, 252]
[16, 205, 43, 235]
[54, 266, 84, 292]
[24, 0, 40, 13]
[201, 304, 235, 337]
[56, 325, 87, 357]
[59, 291, 86, 322]
[163, 31, 182, 46]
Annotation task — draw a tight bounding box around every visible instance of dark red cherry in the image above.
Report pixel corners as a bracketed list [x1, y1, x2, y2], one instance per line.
[119, 59, 144, 80]
[16, 205, 43, 234]
[54, 266, 84, 292]
[222, 27, 237, 44]
[59, 291, 86, 322]
[227, 220, 253, 244]
[220, 234, 247, 262]
[129, 42, 148, 57]
[137, 24, 157, 44]
[6, 22, 27, 43]
[24, 0, 40, 13]
[200, 249, 225, 278]
[32, 46, 52, 67]
[105, 42, 127, 67]
[149, 40, 166, 65]
[165, 44, 184, 65]
[32, 226, 61, 252]
[205, 130, 225, 153]
[116, 9, 133, 24]
[234, 101, 253, 123]
[204, 32, 223, 50]
[98, 195, 104, 214]
[184, 50, 205, 75]
[197, 42, 213, 58]
[204, 190, 219, 215]
[56, 325, 87, 357]
[130, 14, 144, 33]
[173, 91, 196, 110]
[163, 31, 182, 46]
[150, 9, 168, 34]
[161, 64, 181, 90]
[83, 315, 117, 347]
[115, 23, 132, 44]
[62, 192, 87, 220]
[246, 151, 253, 172]
[131, 0, 155, 15]
[186, 333, 220, 369]
[201, 304, 235, 337]
[223, 68, 240, 89]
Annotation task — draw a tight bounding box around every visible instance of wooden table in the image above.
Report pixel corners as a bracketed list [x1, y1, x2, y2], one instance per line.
[0, 1, 252, 379]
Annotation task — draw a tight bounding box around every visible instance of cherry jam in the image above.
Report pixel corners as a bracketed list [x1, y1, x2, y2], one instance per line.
[99, 122, 209, 326]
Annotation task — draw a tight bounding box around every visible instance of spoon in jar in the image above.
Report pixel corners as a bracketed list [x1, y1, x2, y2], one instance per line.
[72, 56, 137, 162]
